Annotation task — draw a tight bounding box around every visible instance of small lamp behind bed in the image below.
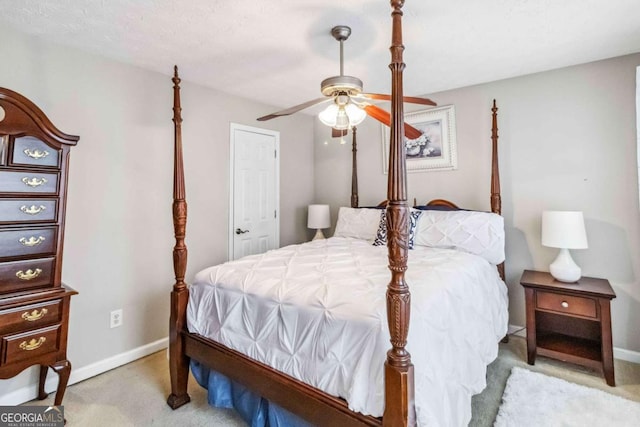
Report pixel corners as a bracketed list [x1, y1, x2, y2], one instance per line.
[542, 211, 588, 283]
[308, 204, 331, 240]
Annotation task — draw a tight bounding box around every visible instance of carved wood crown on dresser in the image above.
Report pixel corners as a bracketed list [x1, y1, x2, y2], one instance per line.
[0, 87, 79, 408]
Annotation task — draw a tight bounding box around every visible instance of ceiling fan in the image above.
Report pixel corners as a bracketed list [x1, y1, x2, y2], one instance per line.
[257, 25, 437, 139]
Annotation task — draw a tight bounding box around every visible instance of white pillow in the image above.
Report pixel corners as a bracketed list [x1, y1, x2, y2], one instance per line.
[414, 210, 505, 264]
[333, 207, 383, 241]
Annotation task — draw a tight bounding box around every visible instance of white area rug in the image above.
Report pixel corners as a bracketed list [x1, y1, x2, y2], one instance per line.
[494, 366, 640, 427]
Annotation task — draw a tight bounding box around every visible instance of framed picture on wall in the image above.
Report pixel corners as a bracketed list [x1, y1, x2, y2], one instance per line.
[381, 105, 457, 173]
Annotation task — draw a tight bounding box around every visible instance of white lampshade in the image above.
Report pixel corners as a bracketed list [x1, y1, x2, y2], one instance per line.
[541, 211, 588, 283]
[308, 204, 330, 241]
[541, 211, 588, 249]
[308, 204, 330, 229]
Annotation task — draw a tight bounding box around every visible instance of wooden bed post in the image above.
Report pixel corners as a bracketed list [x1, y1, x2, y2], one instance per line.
[167, 66, 191, 410]
[384, 1, 415, 426]
[490, 99, 505, 281]
[351, 126, 359, 208]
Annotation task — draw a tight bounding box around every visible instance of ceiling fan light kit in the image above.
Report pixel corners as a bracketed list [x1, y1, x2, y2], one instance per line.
[318, 101, 366, 130]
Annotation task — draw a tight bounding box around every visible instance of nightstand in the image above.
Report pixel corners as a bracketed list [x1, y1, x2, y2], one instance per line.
[520, 269, 616, 386]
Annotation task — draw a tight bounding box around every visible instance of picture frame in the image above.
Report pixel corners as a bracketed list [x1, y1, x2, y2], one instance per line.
[382, 104, 457, 173]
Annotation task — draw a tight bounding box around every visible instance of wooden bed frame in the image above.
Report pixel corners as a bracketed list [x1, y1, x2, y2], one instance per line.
[167, 2, 503, 426]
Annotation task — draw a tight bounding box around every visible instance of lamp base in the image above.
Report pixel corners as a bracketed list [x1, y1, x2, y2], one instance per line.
[549, 248, 582, 283]
[312, 229, 326, 241]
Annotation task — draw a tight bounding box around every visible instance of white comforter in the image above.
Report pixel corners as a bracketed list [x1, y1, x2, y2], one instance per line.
[187, 237, 508, 427]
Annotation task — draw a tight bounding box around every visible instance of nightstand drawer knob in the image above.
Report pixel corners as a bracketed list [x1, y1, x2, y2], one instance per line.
[19, 337, 46, 351]
[561, 301, 569, 308]
[15, 268, 42, 281]
[21, 308, 49, 321]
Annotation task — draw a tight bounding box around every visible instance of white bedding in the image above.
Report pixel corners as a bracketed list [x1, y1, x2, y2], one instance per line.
[187, 237, 508, 427]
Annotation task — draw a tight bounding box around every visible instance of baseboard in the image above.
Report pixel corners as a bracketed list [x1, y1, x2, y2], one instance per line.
[613, 346, 640, 364]
[507, 324, 640, 364]
[0, 337, 168, 406]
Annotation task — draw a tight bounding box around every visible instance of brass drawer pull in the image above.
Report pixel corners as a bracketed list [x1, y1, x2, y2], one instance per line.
[19, 337, 46, 351]
[19, 236, 46, 247]
[20, 205, 46, 215]
[22, 177, 48, 187]
[15, 268, 42, 281]
[561, 301, 569, 308]
[23, 148, 49, 159]
[22, 308, 48, 321]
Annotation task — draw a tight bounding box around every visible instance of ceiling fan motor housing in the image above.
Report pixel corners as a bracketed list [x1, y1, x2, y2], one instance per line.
[321, 75, 363, 96]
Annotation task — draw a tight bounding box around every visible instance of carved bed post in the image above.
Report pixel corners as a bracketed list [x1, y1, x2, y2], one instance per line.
[490, 99, 505, 281]
[167, 66, 191, 409]
[351, 126, 359, 208]
[384, 1, 415, 426]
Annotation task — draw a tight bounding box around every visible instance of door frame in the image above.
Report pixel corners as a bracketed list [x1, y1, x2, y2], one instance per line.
[228, 123, 280, 260]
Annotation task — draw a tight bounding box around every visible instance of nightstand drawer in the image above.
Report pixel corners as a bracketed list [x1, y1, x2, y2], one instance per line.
[536, 291, 597, 318]
[0, 300, 62, 335]
[0, 257, 55, 293]
[11, 136, 61, 168]
[0, 171, 59, 194]
[0, 227, 57, 260]
[1, 324, 61, 365]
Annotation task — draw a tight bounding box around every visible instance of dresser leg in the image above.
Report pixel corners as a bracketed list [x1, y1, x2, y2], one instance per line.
[50, 359, 72, 406]
[37, 365, 49, 400]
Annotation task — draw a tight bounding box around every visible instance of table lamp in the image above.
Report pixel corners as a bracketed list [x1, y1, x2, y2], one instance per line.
[308, 204, 330, 240]
[541, 211, 588, 283]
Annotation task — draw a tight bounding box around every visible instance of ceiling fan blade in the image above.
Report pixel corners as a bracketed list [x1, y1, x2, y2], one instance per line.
[332, 128, 348, 138]
[257, 97, 332, 121]
[359, 93, 437, 106]
[363, 105, 423, 139]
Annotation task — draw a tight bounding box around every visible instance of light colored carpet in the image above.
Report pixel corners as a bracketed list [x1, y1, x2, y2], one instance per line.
[470, 336, 640, 426]
[494, 366, 640, 427]
[26, 336, 640, 426]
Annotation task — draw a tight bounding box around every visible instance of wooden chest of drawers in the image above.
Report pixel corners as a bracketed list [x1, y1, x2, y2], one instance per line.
[0, 87, 78, 406]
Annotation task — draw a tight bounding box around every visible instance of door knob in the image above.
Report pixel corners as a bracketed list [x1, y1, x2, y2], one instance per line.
[235, 228, 249, 235]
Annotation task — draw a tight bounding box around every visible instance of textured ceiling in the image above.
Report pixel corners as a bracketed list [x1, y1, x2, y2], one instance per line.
[1, 0, 640, 114]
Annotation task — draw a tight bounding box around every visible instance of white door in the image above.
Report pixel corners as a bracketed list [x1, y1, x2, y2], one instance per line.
[229, 123, 279, 260]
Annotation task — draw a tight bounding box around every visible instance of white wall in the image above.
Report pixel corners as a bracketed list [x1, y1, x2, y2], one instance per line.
[315, 53, 640, 354]
[0, 25, 315, 400]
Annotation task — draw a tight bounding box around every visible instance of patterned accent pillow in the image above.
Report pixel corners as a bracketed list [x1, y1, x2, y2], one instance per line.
[373, 209, 422, 249]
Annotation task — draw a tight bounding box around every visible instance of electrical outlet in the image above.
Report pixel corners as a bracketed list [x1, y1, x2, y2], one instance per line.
[110, 309, 123, 328]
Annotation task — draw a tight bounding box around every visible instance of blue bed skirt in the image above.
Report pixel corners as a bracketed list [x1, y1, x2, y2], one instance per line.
[191, 359, 313, 427]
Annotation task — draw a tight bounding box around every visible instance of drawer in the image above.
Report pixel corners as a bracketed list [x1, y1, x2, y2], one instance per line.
[0, 170, 59, 194]
[0, 227, 57, 260]
[0, 299, 62, 335]
[0, 199, 57, 223]
[0, 257, 55, 294]
[536, 291, 597, 318]
[10, 136, 60, 168]
[1, 324, 61, 365]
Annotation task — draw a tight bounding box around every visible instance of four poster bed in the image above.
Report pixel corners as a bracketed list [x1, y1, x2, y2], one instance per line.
[167, 2, 508, 426]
